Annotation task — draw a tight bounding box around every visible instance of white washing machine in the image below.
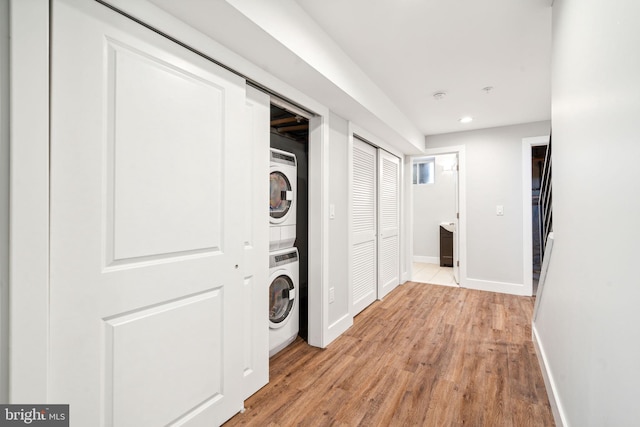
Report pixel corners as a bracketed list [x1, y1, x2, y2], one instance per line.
[268, 247, 299, 357]
[270, 148, 297, 251]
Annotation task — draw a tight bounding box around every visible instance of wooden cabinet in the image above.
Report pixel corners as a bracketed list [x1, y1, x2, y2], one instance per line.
[440, 226, 453, 267]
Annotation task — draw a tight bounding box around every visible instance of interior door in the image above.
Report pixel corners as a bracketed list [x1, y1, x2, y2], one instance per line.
[50, 1, 246, 425]
[351, 137, 378, 315]
[378, 149, 400, 299]
[242, 86, 270, 399]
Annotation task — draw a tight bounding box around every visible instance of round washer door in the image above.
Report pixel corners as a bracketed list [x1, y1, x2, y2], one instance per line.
[269, 171, 292, 223]
[269, 273, 295, 328]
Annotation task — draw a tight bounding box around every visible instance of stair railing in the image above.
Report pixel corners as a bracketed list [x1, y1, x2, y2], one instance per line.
[538, 135, 553, 256]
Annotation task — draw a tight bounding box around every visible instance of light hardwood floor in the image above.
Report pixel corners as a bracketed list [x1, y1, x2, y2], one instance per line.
[225, 282, 555, 426]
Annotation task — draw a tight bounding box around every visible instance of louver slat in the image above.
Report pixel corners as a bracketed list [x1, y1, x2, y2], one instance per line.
[353, 145, 376, 233]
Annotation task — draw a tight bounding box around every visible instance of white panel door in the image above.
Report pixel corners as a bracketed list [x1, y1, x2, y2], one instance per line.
[242, 86, 270, 399]
[378, 149, 400, 299]
[50, 1, 246, 425]
[351, 137, 378, 315]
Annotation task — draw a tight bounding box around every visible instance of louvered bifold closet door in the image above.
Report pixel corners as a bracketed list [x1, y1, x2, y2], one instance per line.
[351, 138, 378, 315]
[378, 149, 400, 299]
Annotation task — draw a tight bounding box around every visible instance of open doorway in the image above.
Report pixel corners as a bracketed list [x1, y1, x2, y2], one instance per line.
[522, 135, 550, 297]
[531, 144, 548, 294]
[270, 102, 310, 340]
[411, 153, 459, 287]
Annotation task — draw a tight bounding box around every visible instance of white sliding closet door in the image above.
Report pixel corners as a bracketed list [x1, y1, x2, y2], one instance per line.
[50, 1, 248, 425]
[351, 137, 378, 315]
[378, 149, 401, 299]
[242, 86, 270, 399]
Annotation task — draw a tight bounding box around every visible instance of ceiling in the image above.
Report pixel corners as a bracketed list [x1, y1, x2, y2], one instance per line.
[295, 0, 552, 135]
[143, 0, 551, 147]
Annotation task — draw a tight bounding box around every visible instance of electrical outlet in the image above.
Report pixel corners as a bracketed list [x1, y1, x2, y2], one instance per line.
[496, 205, 504, 216]
[329, 287, 335, 303]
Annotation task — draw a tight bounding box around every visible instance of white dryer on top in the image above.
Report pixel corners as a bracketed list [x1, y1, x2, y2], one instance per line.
[269, 148, 297, 251]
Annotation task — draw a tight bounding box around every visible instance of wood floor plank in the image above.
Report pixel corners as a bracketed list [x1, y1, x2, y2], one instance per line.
[224, 283, 555, 426]
[390, 366, 439, 426]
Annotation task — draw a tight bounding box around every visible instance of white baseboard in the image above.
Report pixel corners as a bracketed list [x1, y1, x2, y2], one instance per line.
[532, 324, 568, 427]
[464, 278, 530, 296]
[324, 313, 353, 347]
[401, 271, 409, 283]
[413, 255, 440, 265]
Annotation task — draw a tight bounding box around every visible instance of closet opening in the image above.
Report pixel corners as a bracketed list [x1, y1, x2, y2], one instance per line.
[270, 103, 310, 341]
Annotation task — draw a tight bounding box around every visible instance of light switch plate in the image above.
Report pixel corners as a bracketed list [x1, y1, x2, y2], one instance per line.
[496, 205, 504, 216]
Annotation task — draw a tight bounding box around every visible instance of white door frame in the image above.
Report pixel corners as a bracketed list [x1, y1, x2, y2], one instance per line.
[521, 135, 551, 296]
[307, 113, 330, 347]
[0, 0, 10, 404]
[413, 145, 467, 287]
[8, 0, 50, 402]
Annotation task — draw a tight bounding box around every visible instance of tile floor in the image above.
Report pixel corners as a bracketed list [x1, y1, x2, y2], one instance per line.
[412, 262, 458, 287]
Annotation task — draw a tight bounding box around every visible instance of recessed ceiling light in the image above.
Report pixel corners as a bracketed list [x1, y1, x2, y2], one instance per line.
[482, 86, 494, 94]
[433, 92, 447, 100]
[459, 116, 473, 123]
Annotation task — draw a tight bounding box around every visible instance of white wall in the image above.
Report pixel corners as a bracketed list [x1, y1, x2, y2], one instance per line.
[426, 121, 550, 294]
[0, 0, 9, 403]
[412, 154, 457, 262]
[327, 112, 351, 335]
[534, 1, 640, 426]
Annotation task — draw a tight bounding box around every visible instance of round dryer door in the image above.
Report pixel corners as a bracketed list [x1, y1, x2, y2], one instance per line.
[269, 171, 292, 221]
[269, 274, 295, 327]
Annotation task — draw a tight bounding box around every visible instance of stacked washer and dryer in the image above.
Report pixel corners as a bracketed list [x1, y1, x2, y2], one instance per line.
[268, 148, 299, 357]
